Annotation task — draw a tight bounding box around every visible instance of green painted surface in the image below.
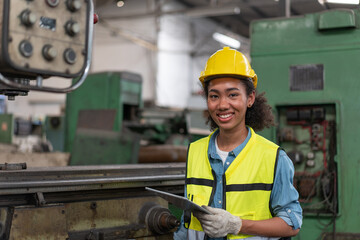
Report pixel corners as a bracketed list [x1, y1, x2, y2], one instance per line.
[0, 114, 13, 144]
[69, 128, 140, 165]
[44, 115, 65, 152]
[318, 9, 356, 30]
[65, 71, 142, 153]
[251, 9, 360, 239]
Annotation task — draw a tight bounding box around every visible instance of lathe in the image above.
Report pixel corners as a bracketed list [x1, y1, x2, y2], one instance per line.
[0, 163, 185, 239]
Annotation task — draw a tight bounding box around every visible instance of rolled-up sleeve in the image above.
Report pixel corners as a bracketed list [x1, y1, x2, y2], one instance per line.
[270, 150, 303, 229]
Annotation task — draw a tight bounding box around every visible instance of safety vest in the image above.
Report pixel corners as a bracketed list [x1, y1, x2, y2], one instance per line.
[185, 127, 279, 239]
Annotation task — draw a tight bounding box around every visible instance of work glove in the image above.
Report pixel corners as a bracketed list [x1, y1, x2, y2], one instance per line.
[194, 206, 242, 238]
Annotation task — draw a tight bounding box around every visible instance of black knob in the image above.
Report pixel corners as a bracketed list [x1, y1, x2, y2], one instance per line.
[63, 48, 77, 64]
[19, 40, 33, 58]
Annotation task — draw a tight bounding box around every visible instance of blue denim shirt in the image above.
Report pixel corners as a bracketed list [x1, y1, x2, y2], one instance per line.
[174, 128, 303, 240]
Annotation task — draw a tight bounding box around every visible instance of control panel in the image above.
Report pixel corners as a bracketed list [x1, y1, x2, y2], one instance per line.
[0, 0, 90, 79]
[276, 104, 338, 215]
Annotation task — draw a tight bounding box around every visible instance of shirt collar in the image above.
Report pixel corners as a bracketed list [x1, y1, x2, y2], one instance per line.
[208, 127, 252, 159]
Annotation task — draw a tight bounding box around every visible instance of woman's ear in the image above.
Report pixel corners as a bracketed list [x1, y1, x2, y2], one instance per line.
[247, 91, 256, 107]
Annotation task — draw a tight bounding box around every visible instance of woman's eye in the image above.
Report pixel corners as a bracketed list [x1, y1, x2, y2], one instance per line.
[209, 95, 218, 99]
[229, 93, 238, 98]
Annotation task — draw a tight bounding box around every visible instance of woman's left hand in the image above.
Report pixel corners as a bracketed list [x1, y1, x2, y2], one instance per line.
[194, 206, 242, 238]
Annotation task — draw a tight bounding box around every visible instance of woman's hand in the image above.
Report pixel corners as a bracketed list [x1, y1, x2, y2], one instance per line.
[194, 206, 242, 238]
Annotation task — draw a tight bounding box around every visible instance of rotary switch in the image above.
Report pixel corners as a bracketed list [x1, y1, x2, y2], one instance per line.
[42, 44, 58, 61]
[67, 0, 82, 12]
[20, 9, 37, 27]
[65, 21, 80, 36]
[46, 0, 60, 7]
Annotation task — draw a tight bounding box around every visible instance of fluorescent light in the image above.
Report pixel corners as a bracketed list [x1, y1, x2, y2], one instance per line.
[323, 0, 359, 4]
[185, 6, 240, 18]
[212, 32, 241, 49]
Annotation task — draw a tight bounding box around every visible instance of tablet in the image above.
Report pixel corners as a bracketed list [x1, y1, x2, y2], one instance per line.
[145, 187, 212, 215]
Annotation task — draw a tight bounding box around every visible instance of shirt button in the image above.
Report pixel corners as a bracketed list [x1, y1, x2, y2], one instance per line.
[220, 181, 222, 184]
[226, 162, 230, 165]
[219, 200, 222, 204]
[287, 209, 291, 213]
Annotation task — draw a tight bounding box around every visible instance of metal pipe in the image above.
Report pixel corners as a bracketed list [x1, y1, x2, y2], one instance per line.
[0, 174, 185, 189]
[279, 0, 291, 17]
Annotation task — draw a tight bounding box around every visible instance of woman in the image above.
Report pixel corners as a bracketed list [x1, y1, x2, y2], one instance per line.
[174, 47, 302, 240]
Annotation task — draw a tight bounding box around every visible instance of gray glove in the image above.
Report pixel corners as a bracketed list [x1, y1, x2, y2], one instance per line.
[194, 206, 242, 238]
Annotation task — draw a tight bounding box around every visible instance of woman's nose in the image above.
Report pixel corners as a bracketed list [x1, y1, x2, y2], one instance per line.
[218, 97, 229, 109]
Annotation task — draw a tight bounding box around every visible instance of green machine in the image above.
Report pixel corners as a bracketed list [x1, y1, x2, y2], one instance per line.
[251, 9, 360, 240]
[65, 71, 143, 165]
[0, 114, 13, 144]
[45, 115, 65, 152]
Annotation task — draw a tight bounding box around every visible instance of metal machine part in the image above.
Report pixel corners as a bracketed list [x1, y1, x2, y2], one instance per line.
[276, 104, 337, 214]
[139, 202, 180, 235]
[139, 145, 187, 163]
[0, 0, 94, 99]
[0, 163, 185, 239]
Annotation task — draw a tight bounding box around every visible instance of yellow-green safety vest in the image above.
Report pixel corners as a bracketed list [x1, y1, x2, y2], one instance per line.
[185, 127, 279, 239]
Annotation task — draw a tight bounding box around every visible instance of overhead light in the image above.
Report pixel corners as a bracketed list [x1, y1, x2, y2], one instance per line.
[116, 0, 125, 7]
[212, 32, 241, 49]
[319, 0, 359, 4]
[184, 6, 240, 18]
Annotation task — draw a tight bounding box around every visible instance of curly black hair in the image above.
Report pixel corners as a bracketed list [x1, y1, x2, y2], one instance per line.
[203, 78, 275, 132]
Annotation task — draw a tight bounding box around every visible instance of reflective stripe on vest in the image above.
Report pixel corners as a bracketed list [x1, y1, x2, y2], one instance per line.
[185, 127, 279, 239]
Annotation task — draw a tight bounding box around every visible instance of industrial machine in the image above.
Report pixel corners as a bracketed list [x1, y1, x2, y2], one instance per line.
[45, 115, 66, 152]
[0, 114, 13, 144]
[0, 163, 184, 239]
[0, 1, 183, 239]
[65, 71, 143, 165]
[64, 71, 199, 165]
[251, 9, 360, 240]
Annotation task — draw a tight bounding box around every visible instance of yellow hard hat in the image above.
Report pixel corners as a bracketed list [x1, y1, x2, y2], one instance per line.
[199, 47, 258, 88]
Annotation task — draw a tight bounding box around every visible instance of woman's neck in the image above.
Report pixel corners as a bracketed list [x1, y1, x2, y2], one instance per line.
[216, 127, 248, 152]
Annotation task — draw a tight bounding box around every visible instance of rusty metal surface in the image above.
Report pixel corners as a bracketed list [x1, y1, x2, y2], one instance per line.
[0, 208, 10, 239]
[2, 197, 178, 240]
[10, 205, 68, 240]
[297, 177, 317, 200]
[0, 163, 26, 170]
[0, 164, 185, 239]
[77, 109, 117, 130]
[139, 145, 187, 163]
[66, 197, 166, 236]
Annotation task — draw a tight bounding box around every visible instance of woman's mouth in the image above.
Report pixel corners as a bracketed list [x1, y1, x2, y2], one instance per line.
[217, 113, 233, 120]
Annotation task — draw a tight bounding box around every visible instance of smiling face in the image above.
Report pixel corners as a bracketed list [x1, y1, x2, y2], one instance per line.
[206, 77, 255, 133]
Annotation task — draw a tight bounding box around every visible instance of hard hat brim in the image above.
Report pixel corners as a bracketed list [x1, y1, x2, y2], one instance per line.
[200, 74, 257, 88]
